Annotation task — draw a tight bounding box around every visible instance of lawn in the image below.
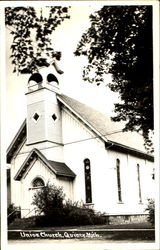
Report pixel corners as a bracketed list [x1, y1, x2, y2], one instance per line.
[8, 217, 155, 241]
[8, 215, 154, 230]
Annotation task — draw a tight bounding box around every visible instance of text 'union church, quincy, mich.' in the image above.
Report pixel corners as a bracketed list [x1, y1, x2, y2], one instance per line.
[7, 68, 155, 220]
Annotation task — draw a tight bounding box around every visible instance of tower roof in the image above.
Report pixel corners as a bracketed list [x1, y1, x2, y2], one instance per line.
[27, 66, 60, 93]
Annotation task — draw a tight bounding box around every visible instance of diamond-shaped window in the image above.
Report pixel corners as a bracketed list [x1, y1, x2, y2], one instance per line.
[52, 113, 57, 121]
[33, 113, 39, 121]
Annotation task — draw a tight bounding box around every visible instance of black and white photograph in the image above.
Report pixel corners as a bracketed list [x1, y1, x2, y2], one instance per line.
[0, 1, 159, 250]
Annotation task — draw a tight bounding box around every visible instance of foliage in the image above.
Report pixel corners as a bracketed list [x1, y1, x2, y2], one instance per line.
[35, 200, 106, 227]
[7, 203, 21, 224]
[63, 199, 106, 226]
[145, 198, 155, 226]
[32, 182, 65, 216]
[32, 183, 106, 226]
[5, 6, 70, 74]
[75, 6, 153, 152]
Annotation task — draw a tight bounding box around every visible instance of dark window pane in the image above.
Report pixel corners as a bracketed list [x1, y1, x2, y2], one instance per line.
[116, 159, 122, 202]
[84, 159, 92, 203]
[32, 178, 44, 188]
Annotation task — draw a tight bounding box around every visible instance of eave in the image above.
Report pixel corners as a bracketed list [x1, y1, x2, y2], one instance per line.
[58, 95, 154, 162]
[7, 119, 26, 164]
[105, 141, 154, 162]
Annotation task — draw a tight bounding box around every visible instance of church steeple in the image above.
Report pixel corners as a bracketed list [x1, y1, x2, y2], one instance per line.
[26, 67, 62, 146]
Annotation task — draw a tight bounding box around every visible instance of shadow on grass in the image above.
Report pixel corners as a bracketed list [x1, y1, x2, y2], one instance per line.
[8, 218, 154, 230]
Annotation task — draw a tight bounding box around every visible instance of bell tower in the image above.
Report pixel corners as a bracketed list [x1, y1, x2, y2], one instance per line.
[26, 69, 62, 146]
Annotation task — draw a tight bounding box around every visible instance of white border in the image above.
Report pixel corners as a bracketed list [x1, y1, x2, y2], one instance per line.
[1, 1, 159, 250]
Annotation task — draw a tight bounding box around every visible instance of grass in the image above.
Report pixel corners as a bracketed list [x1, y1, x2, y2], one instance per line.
[8, 216, 154, 230]
[8, 217, 155, 241]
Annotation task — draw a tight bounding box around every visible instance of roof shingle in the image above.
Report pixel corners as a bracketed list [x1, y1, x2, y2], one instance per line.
[58, 94, 149, 154]
[48, 160, 76, 178]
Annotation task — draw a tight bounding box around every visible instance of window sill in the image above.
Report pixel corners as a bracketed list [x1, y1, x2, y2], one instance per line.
[85, 203, 94, 205]
[84, 203, 94, 208]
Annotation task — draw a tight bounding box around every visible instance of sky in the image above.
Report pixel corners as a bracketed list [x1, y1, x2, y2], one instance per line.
[5, 4, 120, 147]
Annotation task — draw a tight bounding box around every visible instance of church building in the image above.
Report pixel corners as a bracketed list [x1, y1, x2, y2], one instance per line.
[7, 69, 154, 218]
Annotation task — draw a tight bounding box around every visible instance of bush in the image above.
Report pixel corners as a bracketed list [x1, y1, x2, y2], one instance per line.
[32, 183, 106, 227]
[145, 198, 155, 226]
[7, 204, 21, 225]
[92, 211, 107, 225]
[63, 200, 106, 226]
[34, 199, 106, 227]
[32, 182, 66, 226]
[64, 201, 94, 225]
[32, 182, 65, 216]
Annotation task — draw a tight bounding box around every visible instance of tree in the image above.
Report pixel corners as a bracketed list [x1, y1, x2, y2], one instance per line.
[5, 6, 70, 74]
[145, 198, 155, 226]
[75, 6, 153, 152]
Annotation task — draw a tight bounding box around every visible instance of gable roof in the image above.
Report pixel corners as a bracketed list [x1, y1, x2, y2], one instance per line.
[57, 94, 153, 160]
[7, 93, 154, 163]
[14, 148, 76, 181]
[48, 160, 76, 178]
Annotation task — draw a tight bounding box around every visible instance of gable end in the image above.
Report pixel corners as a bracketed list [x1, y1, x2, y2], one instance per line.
[14, 148, 76, 181]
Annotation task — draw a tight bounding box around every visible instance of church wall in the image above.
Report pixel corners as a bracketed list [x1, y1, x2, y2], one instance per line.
[10, 156, 26, 208]
[16, 139, 64, 163]
[10, 140, 35, 208]
[62, 108, 154, 215]
[103, 151, 154, 215]
[139, 159, 155, 199]
[62, 108, 106, 204]
[58, 177, 74, 201]
[40, 142, 64, 162]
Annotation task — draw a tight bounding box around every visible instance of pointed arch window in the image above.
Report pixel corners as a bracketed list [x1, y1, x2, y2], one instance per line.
[32, 177, 45, 189]
[137, 164, 142, 203]
[116, 159, 122, 203]
[152, 167, 155, 180]
[84, 159, 92, 203]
